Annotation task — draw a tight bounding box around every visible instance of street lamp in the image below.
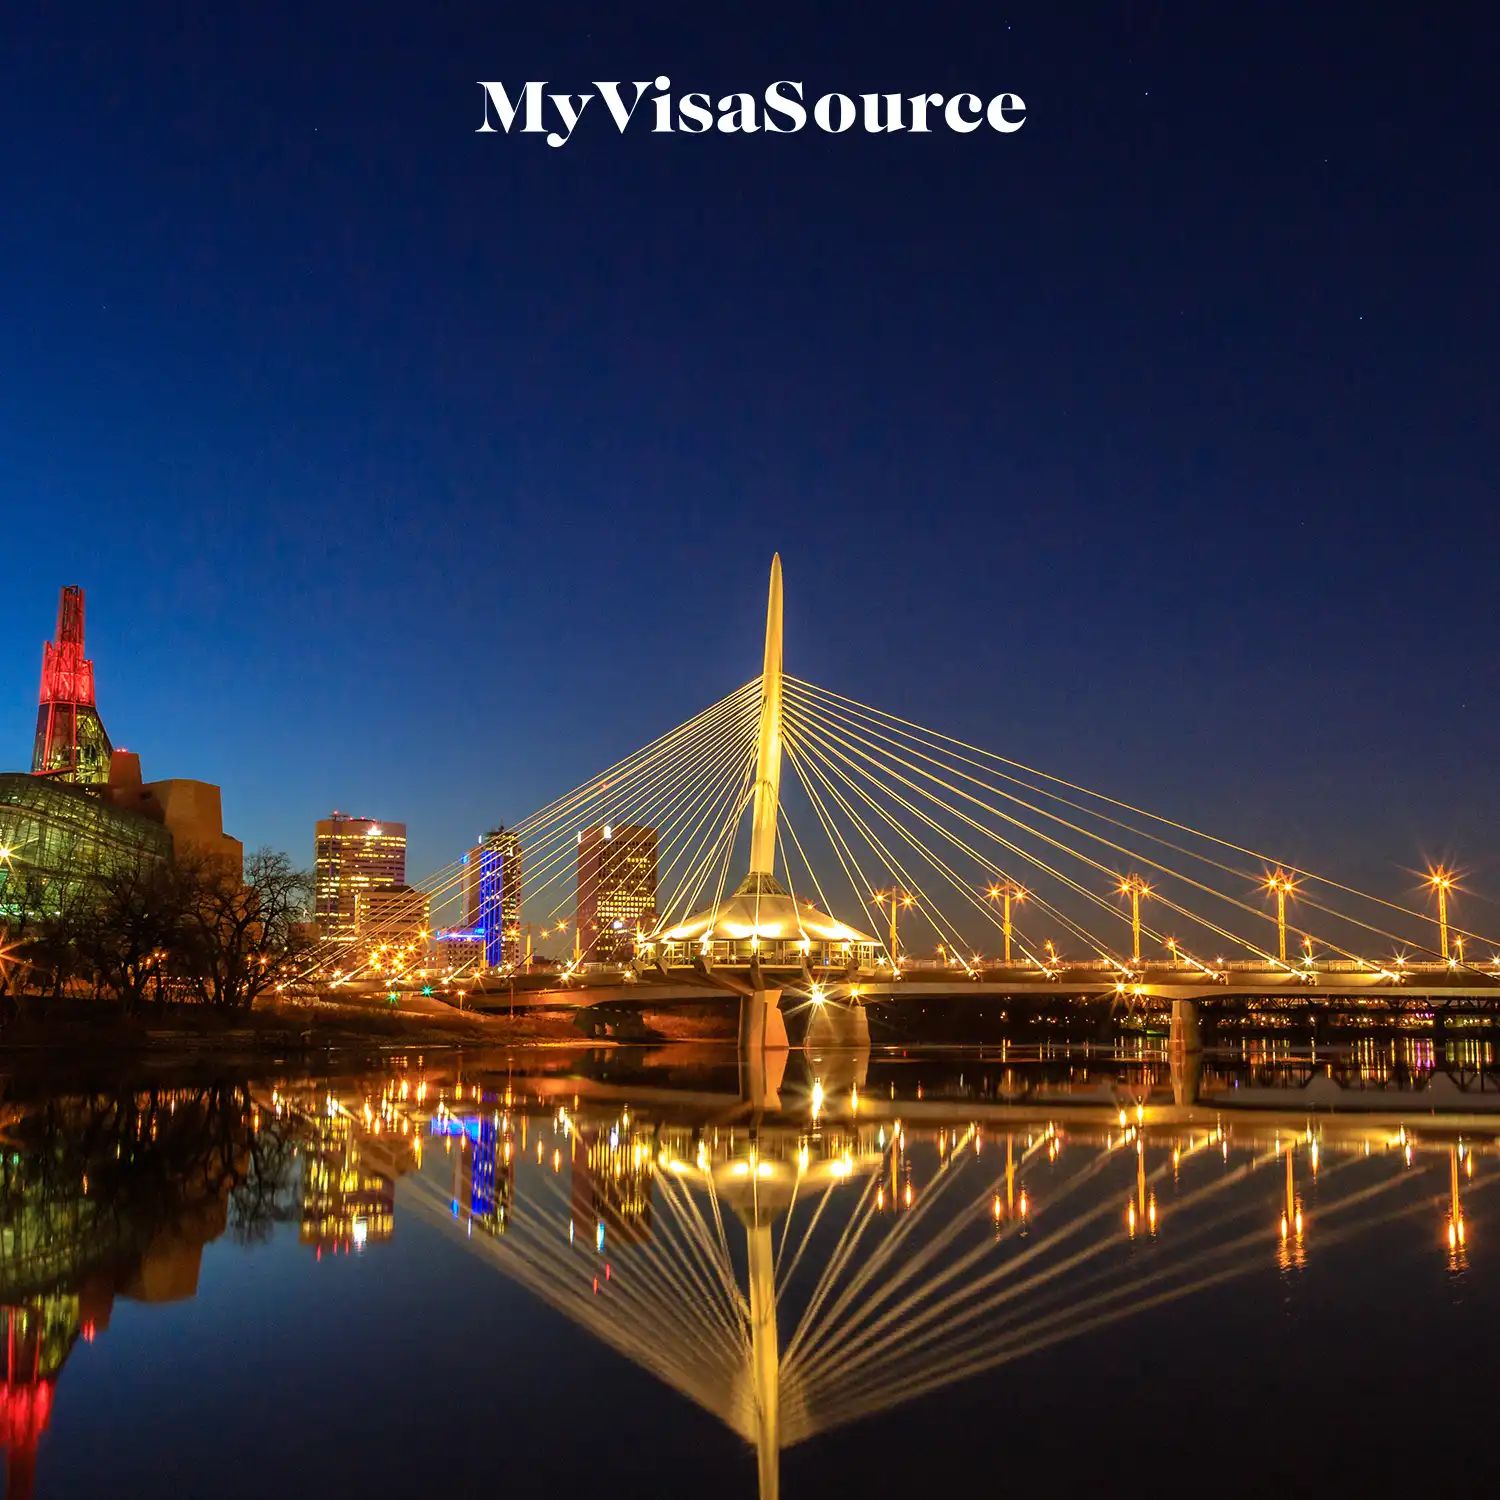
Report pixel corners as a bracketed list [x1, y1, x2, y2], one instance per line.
[872, 888, 915, 964]
[985, 882, 1026, 964]
[1264, 871, 1297, 964]
[1427, 869, 1455, 960]
[1117, 876, 1150, 965]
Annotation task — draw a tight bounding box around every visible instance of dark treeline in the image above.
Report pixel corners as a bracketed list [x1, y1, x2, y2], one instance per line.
[0, 849, 310, 1017]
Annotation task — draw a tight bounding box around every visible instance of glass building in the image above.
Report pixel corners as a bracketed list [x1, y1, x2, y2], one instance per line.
[576, 823, 658, 962]
[0, 773, 172, 916]
[2, 590, 238, 923]
[466, 827, 522, 969]
[313, 814, 407, 940]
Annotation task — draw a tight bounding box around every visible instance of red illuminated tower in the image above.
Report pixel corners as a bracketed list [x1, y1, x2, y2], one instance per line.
[31, 586, 112, 784]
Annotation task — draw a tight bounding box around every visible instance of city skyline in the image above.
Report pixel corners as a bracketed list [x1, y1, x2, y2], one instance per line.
[1, 561, 1491, 918]
[2, 3, 1494, 896]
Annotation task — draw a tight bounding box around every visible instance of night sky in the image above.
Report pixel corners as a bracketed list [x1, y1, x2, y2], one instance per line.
[2, 2, 1495, 901]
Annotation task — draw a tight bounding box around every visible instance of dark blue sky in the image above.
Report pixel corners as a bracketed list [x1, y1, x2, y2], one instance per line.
[2, 2, 1495, 898]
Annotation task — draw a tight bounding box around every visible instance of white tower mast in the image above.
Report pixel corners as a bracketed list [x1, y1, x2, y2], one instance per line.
[747, 554, 784, 880]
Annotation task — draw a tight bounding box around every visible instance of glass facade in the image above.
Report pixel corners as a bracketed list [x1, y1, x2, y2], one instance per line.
[30, 586, 113, 785]
[471, 828, 521, 968]
[576, 824, 658, 962]
[0, 772, 172, 917]
[313, 815, 407, 940]
[31, 701, 112, 785]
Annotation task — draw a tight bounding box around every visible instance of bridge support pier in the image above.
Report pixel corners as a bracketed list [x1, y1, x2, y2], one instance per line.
[804, 1000, 870, 1051]
[739, 987, 789, 1054]
[738, 988, 789, 1110]
[1170, 1000, 1202, 1106]
[1170, 999, 1202, 1053]
[804, 1002, 871, 1095]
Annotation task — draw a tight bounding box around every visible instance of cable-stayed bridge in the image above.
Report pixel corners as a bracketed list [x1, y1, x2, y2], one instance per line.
[295, 557, 1500, 1042]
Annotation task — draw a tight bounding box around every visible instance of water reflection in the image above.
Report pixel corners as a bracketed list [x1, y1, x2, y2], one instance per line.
[1, 1040, 1496, 1497]
[298, 1041, 1495, 1498]
[0, 1084, 295, 1496]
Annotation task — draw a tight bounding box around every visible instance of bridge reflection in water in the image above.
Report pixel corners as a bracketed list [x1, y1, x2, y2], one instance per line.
[2, 1044, 1493, 1498]
[370, 1043, 1497, 1500]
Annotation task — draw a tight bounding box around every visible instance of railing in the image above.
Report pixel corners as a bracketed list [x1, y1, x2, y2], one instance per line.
[894, 956, 1475, 975]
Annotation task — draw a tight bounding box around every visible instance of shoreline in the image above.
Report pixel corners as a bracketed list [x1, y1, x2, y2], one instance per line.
[0, 995, 591, 1065]
[0, 993, 740, 1073]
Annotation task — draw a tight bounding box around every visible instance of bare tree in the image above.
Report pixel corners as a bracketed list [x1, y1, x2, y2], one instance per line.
[73, 857, 185, 1014]
[31, 880, 96, 1003]
[176, 848, 312, 1012]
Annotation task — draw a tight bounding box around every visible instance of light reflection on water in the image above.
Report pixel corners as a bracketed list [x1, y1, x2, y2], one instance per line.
[1, 1038, 1497, 1497]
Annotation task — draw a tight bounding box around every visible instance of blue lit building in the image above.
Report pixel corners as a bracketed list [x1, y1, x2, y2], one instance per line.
[465, 827, 521, 969]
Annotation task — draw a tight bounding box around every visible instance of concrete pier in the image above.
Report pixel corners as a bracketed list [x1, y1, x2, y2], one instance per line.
[804, 1000, 871, 1052]
[738, 987, 789, 1054]
[1169, 998, 1203, 1106]
[1170, 998, 1201, 1053]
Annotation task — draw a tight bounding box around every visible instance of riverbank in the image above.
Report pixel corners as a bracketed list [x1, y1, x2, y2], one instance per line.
[0, 992, 590, 1064]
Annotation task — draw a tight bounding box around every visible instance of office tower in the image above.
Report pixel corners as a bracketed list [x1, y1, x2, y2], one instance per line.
[314, 814, 406, 940]
[354, 885, 430, 948]
[576, 823, 658, 962]
[465, 827, 522, 968]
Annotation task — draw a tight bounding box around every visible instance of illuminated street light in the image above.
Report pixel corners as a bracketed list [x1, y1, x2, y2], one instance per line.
[872, 888, 915, 964]
[984, 882, 1026, 964]
[1264, 871, 1297, 964]
[1117, 876, 1150, 965]
[1426, 869, 1455, 960]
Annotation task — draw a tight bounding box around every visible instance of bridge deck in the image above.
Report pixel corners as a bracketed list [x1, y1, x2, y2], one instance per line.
[440, 956, 1500, 1011]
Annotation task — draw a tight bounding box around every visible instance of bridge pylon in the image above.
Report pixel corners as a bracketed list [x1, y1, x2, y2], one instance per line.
[651, 556, 879, 1058]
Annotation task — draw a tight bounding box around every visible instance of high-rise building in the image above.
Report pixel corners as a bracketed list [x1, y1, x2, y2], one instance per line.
[576, 823, 657, 962]
[465, 827, 522, 968]
[314, 814, 406, 940]
[31, 586, 112, 784]
[354, 885, 429, 948]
